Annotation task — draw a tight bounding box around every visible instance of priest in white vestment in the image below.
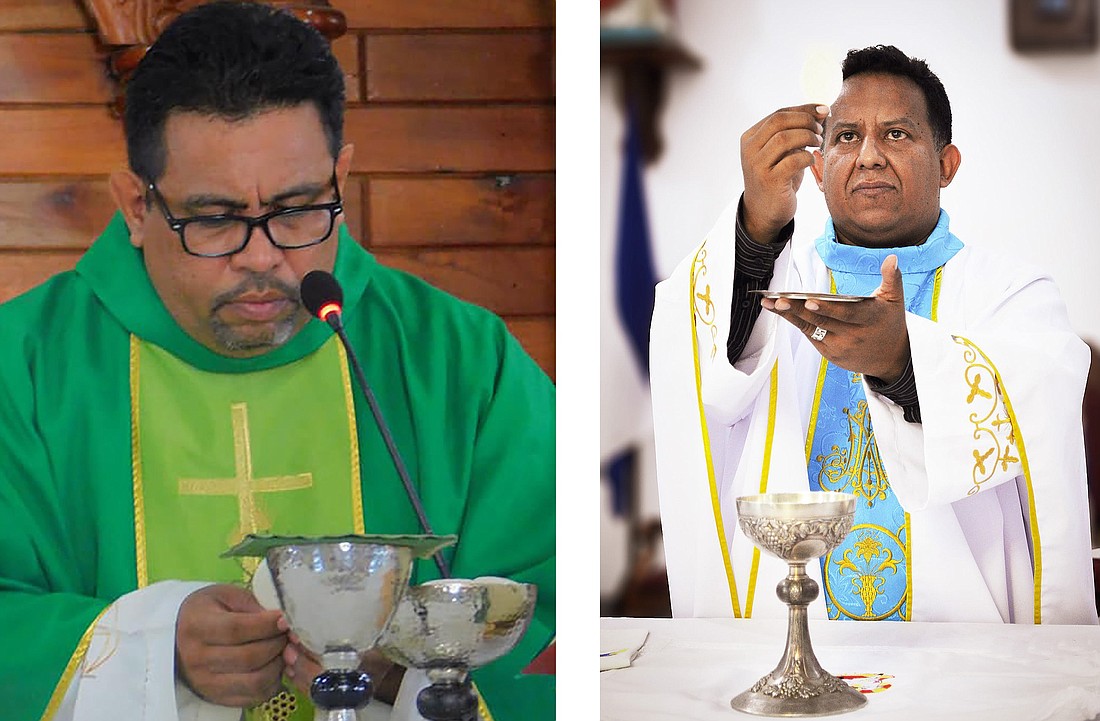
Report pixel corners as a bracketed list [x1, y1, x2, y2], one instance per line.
[650, 45, 1098, 625]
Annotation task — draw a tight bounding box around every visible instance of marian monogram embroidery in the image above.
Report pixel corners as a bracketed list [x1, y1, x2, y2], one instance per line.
[952, 336, 1020, 496]
[815, 400, 890, 507]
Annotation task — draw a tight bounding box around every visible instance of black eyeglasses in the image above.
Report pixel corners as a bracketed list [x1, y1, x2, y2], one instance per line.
[147, 171, 343, 258]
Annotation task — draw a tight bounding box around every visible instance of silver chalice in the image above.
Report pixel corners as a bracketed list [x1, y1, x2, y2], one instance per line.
[227, 534, 455, 721]
[377, 577, 537, 721]
[730, 492, 866, 717]
[265, 541, 413, 720]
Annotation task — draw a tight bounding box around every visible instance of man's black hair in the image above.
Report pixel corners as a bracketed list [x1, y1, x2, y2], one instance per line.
[124, 1, 345, 182]
[841, 45, 951, 149]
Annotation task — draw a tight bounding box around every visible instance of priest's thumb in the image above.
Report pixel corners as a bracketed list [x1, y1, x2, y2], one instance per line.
[874, 255, 904, 302]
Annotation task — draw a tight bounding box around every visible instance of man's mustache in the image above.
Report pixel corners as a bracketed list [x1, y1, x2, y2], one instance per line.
[210, 274, 301, 312]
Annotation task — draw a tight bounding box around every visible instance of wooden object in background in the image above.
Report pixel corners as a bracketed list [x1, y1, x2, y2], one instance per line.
[601, 35, 700, 164]
[1011, 0, 1097, 52]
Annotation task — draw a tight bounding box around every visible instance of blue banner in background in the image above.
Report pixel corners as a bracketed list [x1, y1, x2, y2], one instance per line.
[614, 108, 658, 380]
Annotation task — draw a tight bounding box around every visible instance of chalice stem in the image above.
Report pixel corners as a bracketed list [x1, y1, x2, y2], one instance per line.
[316, 711, 357, 721]
[772, 562, 830, 684]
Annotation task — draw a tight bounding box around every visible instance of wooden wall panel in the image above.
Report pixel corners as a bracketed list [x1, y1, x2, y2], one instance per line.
[374, 248, 553, 317]
[331, 0, 553, 30]
[0, 34, 111, 103]
[0, 180, 114, 249]
[0, 109, 125, 175]
[366, 33, 554, 102]
[367, 176, 554, 247]
[0, 250, 82, 302]
[345, 107, 554, 173]
[506, 316, 554, 380]
[331, 34, 362, 104]
[0, 0, 90, 31]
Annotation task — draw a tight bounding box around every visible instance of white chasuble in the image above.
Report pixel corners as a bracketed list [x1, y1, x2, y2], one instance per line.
[650, 201, 1098, 625]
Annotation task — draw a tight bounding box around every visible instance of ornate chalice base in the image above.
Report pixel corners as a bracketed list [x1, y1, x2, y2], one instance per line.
[378, 577, 537, 721]
[730, 493, 866, 717]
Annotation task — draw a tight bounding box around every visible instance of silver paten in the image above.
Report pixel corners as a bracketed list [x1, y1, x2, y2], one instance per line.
[730, 492, 867, 717]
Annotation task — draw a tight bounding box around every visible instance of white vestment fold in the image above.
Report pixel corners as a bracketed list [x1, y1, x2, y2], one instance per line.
[48, 579, 415, 720]
[650, 200, 1098, 625]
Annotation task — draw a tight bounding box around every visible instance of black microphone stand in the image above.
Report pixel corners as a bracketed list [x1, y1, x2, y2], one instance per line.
[324, 313, 451, 579]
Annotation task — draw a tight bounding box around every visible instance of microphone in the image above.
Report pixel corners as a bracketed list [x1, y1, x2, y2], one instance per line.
[300, 270, 450, 578]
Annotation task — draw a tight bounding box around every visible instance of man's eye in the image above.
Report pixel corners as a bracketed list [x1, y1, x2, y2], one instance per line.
[837, 131, 857, 143]
[887, 129, 908, 140]
[196, 217, 235, 228]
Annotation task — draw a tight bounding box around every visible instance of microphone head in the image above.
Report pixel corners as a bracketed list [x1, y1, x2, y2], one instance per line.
[300, 270, 344, 323]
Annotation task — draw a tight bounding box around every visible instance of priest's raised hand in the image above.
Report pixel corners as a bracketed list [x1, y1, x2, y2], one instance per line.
[740, 103, 829, 244]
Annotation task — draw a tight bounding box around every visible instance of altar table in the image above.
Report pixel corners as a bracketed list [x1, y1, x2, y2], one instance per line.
[600, 616, 1100, 720]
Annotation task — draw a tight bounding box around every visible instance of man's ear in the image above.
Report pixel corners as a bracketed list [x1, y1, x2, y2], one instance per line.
[810, 149, 825, 191]
[108, 170, 151, 249]
[331, 144, 355, 232]
[939, 144, 961, 188]
[335, 143, 354, 196]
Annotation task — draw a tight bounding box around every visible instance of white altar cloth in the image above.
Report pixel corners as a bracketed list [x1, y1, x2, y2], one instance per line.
[600, 617, 1100, 721]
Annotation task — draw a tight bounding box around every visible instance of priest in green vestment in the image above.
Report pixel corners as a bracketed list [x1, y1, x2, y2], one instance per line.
[0, 4, 554, 721]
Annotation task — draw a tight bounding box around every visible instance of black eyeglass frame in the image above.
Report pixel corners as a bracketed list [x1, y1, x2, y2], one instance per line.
[146, 170, 344, 258]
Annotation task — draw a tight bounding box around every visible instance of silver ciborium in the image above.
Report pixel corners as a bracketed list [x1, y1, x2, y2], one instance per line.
[731, 492, 866, 717]
[378, 577, 537, 721]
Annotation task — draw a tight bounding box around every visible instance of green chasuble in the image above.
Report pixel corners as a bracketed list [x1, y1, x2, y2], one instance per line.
[0, 213, 555, 721]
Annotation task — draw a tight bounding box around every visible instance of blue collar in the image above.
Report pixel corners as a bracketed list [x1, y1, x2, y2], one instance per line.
[814, 209, 963, 276]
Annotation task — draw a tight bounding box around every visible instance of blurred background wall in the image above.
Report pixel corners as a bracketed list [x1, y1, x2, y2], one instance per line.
[601, 0, 1100, 615]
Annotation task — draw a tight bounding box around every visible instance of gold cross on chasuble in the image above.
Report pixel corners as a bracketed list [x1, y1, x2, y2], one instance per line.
[132, 335, 363, 589]
[179, 402, 313, 574]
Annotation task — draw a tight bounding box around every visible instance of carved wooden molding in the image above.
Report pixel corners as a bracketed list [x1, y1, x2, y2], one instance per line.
[83, 0, 345, 45]
[81, 0, 347, 115]
[83, 0, 202, 46]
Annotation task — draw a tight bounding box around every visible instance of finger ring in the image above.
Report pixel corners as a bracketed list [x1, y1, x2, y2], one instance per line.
[811, 326, 827, 341]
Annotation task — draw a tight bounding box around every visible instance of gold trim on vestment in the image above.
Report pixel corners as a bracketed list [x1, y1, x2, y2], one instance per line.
[951, 335, 1042, 623]
[689, 244, 742, 617]
[473, 681, 495, 721]
[39, 606, 111, 721]
[806, 358, 829, 463]
[744, 361, 778, 618]
[336, 341, 366, 534]
[129, 334, 149, 588]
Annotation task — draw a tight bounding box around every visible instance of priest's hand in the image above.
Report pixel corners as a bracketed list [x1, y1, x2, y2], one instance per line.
[284, 641, 405, 705]
[762, 255, 911, 383]
[741, 103, 828, 243]
[175, 583, 290, 708]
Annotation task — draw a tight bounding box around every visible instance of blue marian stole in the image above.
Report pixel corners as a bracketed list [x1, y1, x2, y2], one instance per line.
[806, 210, 962, 621]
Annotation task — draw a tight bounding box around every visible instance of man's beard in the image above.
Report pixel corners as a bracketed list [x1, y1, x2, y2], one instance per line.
[208, 274, 302, 353]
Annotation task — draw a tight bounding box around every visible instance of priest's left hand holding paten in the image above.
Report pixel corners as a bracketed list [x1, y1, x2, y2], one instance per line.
[762, 255, 911, 383]
[175, 584, 291, 707]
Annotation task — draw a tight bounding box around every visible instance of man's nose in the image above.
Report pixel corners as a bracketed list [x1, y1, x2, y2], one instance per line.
[230, 222, 283, 272]
[857, 135, 886, 168]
